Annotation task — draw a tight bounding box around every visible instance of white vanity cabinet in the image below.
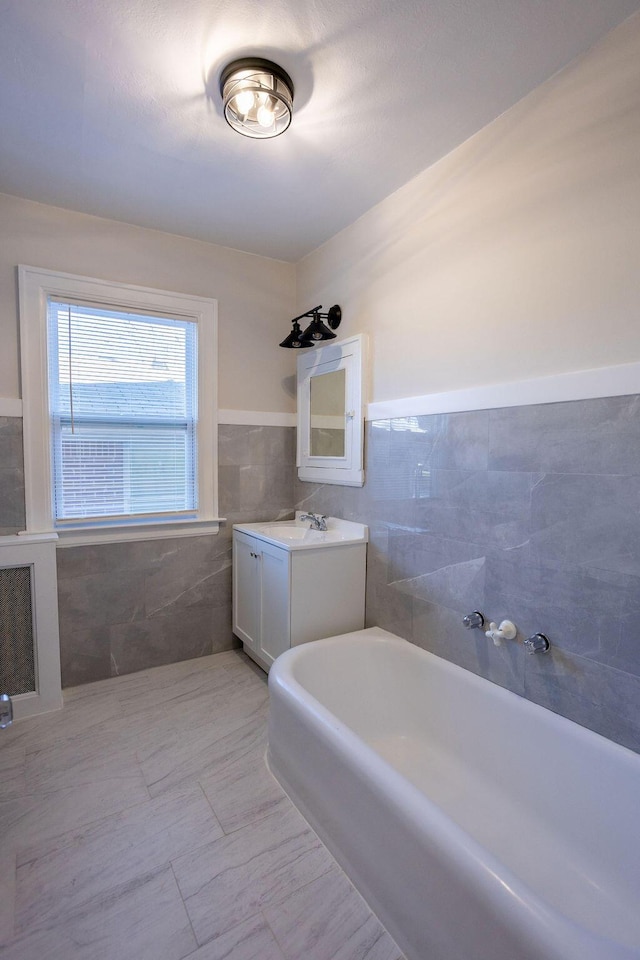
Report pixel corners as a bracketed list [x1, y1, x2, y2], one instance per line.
[232, 517, 367, 672]
[233, 530, 291, 670]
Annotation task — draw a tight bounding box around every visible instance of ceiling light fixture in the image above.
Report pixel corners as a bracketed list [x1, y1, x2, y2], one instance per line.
[219, 58, 294, 139]
[279, 305, 341, 348]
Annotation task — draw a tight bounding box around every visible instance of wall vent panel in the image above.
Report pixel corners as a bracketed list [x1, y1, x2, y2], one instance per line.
[0, 565, 36, 696]
[0, 534, 61, 719]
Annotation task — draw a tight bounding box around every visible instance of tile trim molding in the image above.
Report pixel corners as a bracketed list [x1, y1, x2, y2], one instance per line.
[6, 358, 640, 425]
[218, 409, 297, 427]
[0, 401, 297, 426]
[366, 359, 640, 420]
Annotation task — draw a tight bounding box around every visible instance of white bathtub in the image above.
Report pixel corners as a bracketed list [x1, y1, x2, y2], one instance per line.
[267, 627, 640, 960]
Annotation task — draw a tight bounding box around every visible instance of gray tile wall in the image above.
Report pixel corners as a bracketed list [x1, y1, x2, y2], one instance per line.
[294, 395, 640, 754]
[2, 401, 640, 756]
[56, 424, 295, 686]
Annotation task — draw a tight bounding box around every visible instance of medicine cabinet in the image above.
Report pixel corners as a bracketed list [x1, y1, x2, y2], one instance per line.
[297, 334, 366, 486]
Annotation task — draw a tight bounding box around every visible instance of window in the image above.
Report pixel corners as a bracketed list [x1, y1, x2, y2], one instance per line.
[19, 267, 219, 544]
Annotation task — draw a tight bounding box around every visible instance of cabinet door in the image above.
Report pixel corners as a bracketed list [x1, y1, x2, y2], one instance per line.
[232, 532, 260, 651]
[258, 540, 290, 667]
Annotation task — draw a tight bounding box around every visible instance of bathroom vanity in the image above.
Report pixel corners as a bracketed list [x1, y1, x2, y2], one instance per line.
[232, 514, 367, 672]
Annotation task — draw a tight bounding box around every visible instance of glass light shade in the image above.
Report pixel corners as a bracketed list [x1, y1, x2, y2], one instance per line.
[220, 58, 294, 139]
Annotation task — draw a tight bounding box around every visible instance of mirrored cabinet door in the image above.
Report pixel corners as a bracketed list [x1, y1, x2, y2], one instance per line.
[310, 368, 346, 458]
[297, 335, 366, 486]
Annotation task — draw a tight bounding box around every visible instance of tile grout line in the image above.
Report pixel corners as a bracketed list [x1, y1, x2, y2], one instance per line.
[169, 862, 201, 957]
[259, 906, 289, 960]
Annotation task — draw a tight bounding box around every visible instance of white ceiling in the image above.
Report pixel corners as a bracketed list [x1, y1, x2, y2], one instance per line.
[1, 0, 639, 262]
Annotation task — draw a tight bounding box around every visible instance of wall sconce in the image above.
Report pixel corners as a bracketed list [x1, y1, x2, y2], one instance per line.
[279, 305, 342, 349]
[219, 58, 294, 139]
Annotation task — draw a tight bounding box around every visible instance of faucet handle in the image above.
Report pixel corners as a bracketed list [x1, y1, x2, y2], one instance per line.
[524, 633, 550, 654]
[462, 611, 485, 629]
[485, 620, 517, 646]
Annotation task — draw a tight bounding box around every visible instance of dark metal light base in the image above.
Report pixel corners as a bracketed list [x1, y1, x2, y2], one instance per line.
[327, 305, 341, 329]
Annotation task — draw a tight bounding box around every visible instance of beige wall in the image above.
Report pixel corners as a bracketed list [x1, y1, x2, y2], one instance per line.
[0, 193, 297, 412]
[4, 11, 640, 413]
[297, 13, 640, 405]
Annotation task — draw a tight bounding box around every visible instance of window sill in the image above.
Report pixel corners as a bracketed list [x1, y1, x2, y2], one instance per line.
[34, 518, 226, 548]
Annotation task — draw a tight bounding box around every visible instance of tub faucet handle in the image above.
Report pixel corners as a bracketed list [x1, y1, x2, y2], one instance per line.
[524, 633, 551, 654]
[462, 611, 485, 630]
[485, 620, 517, 646]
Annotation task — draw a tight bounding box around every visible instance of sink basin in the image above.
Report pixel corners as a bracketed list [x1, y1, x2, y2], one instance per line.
[233, 516, 368, 551]
[261, 525, 322, 541]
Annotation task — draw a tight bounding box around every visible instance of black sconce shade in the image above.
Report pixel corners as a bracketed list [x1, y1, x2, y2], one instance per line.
[280, 305, 341, 348]
[279, 319, 313, 349]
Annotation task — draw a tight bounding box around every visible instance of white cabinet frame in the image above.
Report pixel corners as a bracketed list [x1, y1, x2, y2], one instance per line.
[297, 335, 367, 487]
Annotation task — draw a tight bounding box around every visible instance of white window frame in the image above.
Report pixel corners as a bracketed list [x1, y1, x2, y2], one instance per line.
[19, 266, 221, 546]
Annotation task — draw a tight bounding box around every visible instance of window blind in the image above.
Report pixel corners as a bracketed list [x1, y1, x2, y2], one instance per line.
[47, 300, 198, 524]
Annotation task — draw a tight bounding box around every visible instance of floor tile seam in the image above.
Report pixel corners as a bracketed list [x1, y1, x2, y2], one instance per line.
[13, 784, 221, 870]
[167, 810, 333, 909]
[260, 777, 405, 952]
[260, 856, 338, 918]
[22, 770, 149, 798]
[12, 863, 172, 939]
[169, 861, 202, 956]
[261, 866, 405, 960]
[140, 720, 268, 794]
[196, 776, 225, 828]
[192, 779, 225, 837]
[201, 790, 289, 839]
[172, 852, 335, 956]
[2, 779, 152, 851]
[22, 731, 137, 762]
[118, 681, 239, 709]
[14, 827, 231, 936]
[3, 716, 112, 749]
[282, 844, 404, 960]
[196, 748, 289, 830]
[259, 906, 291, 960]
[119, 686, 269, 727]
[195, 727, 269, 771]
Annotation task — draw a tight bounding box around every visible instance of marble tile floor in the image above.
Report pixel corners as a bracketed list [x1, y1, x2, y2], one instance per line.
[0, 650, 404, 960]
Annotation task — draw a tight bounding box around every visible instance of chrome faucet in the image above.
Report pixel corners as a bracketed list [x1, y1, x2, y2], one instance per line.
[300, 513, 328, 531]
[524, 633, 551, 654]
[462, 611, 485, 630]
